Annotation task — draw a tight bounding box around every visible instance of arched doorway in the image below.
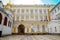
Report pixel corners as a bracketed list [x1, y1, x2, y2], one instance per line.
[18, 24, 25, 35]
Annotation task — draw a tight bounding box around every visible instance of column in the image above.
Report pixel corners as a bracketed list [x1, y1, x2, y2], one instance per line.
[24, 15, 25, 21]
[34, 15, 35, 21]
[40, 25, 42, 32]
[27, 27, 29, 33]
[38, 14, 39, 21]
[7, 18, 9, 27]
[43, 16, 44, 21]
[33, 15, 35, 21]
[28, 15, 30, 21]
[25, 15, 26, 21]
[29, 27, 31, 33]
[15, 15, 16, 21]
[47, 9, 51, 21]
[13, 27, 16, 33]
[2, 16, 4, 25]
[25, 27, 27, 33]
[29, 15, 30, 21]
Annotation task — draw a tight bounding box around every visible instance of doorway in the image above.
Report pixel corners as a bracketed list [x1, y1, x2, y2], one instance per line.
[18, 24, 25, 35]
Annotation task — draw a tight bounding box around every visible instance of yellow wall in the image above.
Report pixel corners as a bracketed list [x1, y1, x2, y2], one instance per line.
[12, 5, 50, 34]
[48, 9, 51, 21]
[13, 27, 16, 33]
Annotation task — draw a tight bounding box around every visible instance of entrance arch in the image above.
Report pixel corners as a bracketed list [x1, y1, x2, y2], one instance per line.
[18, 24, 25, 35]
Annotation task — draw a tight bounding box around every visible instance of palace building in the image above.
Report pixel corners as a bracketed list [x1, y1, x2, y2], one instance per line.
[11, 5, 54, 34]
[1, 1, 60, 36]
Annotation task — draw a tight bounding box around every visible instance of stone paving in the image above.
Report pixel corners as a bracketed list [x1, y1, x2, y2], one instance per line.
[0, 35, 60, 40]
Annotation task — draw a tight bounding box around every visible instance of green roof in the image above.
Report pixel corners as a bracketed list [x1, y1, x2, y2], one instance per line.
[50, 2, 60, 12]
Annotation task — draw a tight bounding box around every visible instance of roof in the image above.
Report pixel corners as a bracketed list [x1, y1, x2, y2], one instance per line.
[50, 2, 60, 12]
[0, 8, 9, 16]
[12, 5, 51, 7]
[6, 2, 12, 6]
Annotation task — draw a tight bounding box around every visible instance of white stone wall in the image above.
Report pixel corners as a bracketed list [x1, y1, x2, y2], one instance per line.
[0, 9, 13, 35]
[48, 3, 60, 34]
[47, 21, 60, 33]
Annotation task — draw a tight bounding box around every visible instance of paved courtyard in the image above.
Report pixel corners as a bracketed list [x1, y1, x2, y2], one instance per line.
[0, 35, 60, 40]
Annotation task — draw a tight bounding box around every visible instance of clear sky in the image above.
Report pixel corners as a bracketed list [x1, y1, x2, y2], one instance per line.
[1, 0, 60, 5]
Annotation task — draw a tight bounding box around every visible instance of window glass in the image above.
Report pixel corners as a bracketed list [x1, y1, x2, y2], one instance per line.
[39, 9, 42, 14]
[0, 13, 2, 24]
[3, 17, 7, 26]
[30, 9, 33, 14]
[21, 9, 24, 13]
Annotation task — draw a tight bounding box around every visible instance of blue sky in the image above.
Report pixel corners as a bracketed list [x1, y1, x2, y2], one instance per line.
[1, 0, 60, 5]
[42, 0, 60, 5]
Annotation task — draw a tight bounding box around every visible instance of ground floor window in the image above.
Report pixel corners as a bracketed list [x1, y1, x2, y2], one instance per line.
[3, 17, 7, 26]
[55, 27, 57, 32]
[0, 13, 2, 24]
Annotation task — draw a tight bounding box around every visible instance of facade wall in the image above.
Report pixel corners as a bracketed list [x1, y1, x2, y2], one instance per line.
[13, 21, 48, 33]
[47, 21, 60, 33]
[48, 2, 60, 34]
[11, 5, 50, 34]
[50, 4, 60, 20]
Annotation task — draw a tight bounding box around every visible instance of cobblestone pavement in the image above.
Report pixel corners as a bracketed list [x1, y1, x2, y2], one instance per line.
[0, 35, 60, 40]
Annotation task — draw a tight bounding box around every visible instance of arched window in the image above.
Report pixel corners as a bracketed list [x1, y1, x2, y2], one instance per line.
[3, 17, 7, 26]
[8, 21, 11, 27]
[0, 13, 2, 24]
[55, 27, 57, 32]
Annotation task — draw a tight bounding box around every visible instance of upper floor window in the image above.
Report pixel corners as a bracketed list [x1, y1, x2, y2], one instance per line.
[21, 9, 24, 13]
[30, 9, 33, 14]
[58, 6, 60, 10]
[35, 9, 38, 13]
[17, 9, 20, 13]
[46, 16, 48, 21]
[0, 1, 3, 8]
[11, 9, 16, 13]
[39, 9, 42, 14]
[57, 13, 60, 19]
[26, 9, 29, 13]
[51, 12, 54, 16]
[44, 16, 48, 21]
[44, 9, 46, 14]
[55, 9, 56, 13]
